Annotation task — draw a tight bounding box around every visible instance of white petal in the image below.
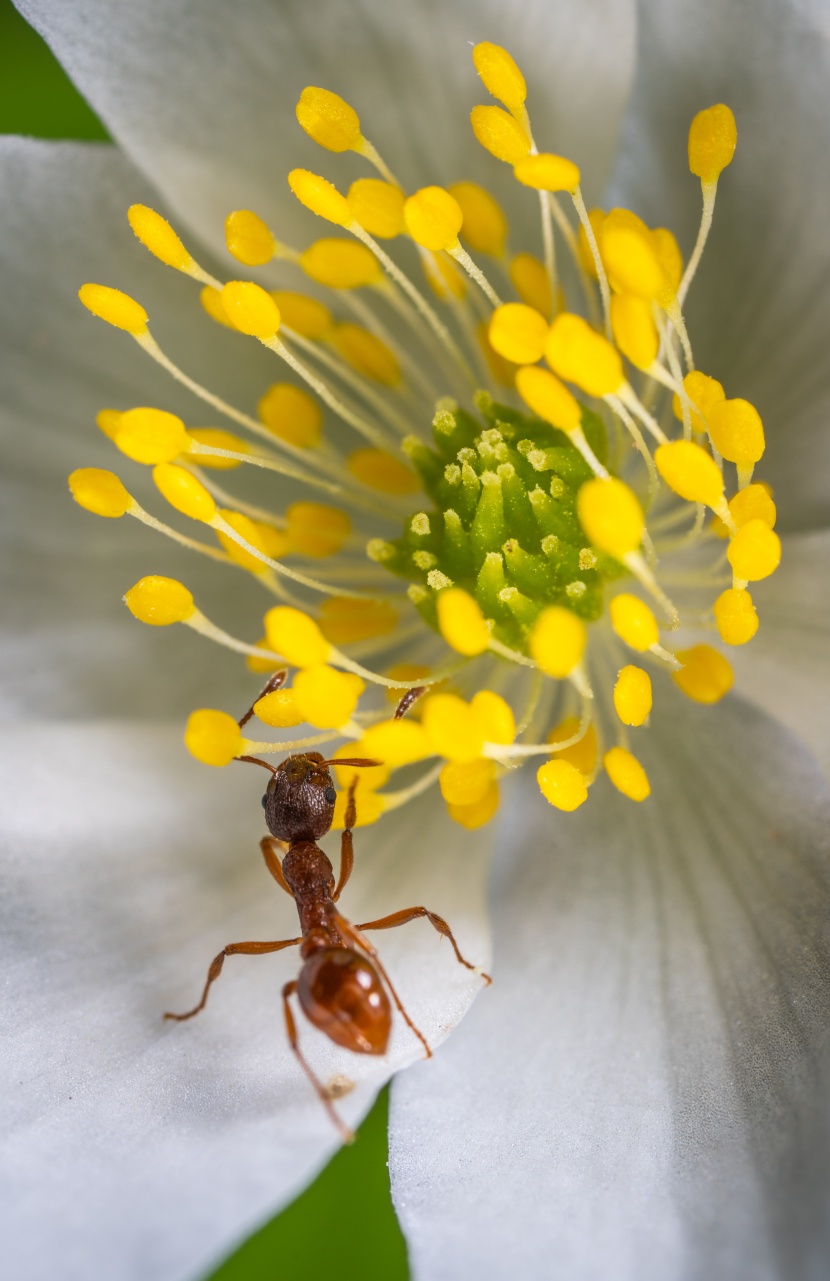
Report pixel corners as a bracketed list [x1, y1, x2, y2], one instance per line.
[609, 0, 830, 531]
[390, 691, 830, 1280]
[0, 137, 286, 718]
[732, 527, 830, 780]
[17, 0, 636, 253]
[1, 722, 491, 1281]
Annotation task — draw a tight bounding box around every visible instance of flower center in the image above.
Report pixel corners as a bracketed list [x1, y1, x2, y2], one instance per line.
[70, 42, 780, 828]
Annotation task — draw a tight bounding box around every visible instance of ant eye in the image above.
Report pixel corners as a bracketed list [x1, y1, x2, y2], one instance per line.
[261, 795, 268, 809]
[325, 787, 336, 805]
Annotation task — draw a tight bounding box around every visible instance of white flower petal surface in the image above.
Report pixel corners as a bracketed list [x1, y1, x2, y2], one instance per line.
[390, 691, 830, 1281]
[16, 0, 636, 253]
[0, 722, 491, 1281]
[609, 0, 830, 532]
[0, 136, 291, 719]
[731, 528, 830, 780]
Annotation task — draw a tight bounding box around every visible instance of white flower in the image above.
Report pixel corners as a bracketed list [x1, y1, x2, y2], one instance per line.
[2, 1, 830, 1279]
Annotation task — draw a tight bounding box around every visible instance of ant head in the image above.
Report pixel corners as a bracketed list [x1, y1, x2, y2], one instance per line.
[263, 752, 336, 843]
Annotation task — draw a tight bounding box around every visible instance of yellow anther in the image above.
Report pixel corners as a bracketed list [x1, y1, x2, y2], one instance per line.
[423, 252, 466, 300]
[448, 182, 508, 257]
[714, 587, 759, 646]
[184, 709, 244, 767]
[712, 483, 777, 539]
[96, 409, 122, 441]
[488, 302, 548, 365]
[707, 398, 765, 466]
[545, 313, 623, 398]
[440, 757, 496, 807]
[610, 594, 660, 652]
[288, 168, 353, 228]
[609, 294, 659, 370]
[654, 440, 724, 509]
[258, 382, 323, 449]
[547, 715, 598, 776]
[651, 227, 683, 294]
[332, 789, 384, 829]
[446, 781, 500, 829]
[613, 665, 653, 726]
[359, 718, 432, 766]
[478, 321, 517, 386]
[257, 522, 291, 560]
[78, 283, 148, 334]
[247, 639, 281, 674]
[470, 104, 531, 165]
[224, 210, 276, 267]
[128, 204, 192, 272]
[672, 370, 725, 434]
[286, 502, 350, 557]
[333, 323, 400, 385]
[215, 509, 270, 573]
[436, 587, 490, 656]
[537, 759, 589, 811]
[515, 365, 582, 435]
[124, 575, 195, 626]
[254, 688, 303, 729]
[114, 406, 189, 465]
[472, 42, 527, 119]
[186, 428, 247, 470]
[688, 104, 737, 184]
[672, 644, 734, 703]
[292, 665, 364, 729]
[221, 281, 281, 339]
[510, 252, 552, 317]
[332, 741, 390, 793]
[272, 290, 334, 340]
[471, 689, 515, 746]
[601, 226, 666, 300]
[577, 208, 605, 278]
[404, 186, 463, 252]
[296, 86, 363, 153]
[422, 693, 484, 762]
[529, 605, 587, 679]
[727, 519, 782, 581]
[603, 747, 650, 801]
[319, 596, 398, 645]
[300, 238, 382, 289]
[200, 286, 235, 329]
[346, 448, 418, 495]
[69, 468, 132, 519]
[264, 606, 331, 667]
[347, 179, 405, 239]
[513, 153, 581, 193]
[577, 478, 644, 559]
[152, 464, 217, 523]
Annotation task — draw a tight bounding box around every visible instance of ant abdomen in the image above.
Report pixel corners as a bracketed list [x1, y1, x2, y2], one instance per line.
[298, 948, 392, 1055]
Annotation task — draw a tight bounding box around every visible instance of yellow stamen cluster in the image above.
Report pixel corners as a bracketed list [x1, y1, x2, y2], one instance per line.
[71, 40, 776, 830]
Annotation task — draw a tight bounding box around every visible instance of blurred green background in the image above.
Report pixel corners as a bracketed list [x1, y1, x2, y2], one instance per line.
[0, 2, 409, 1278]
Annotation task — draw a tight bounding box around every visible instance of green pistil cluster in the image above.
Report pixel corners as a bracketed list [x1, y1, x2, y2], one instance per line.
[368, 392, 625, 654]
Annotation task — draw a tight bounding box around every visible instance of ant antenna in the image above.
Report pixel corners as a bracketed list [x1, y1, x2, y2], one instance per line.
[394, 686, 426, 720]
[320, 757, 382, 769]
[238, 670, 288, 729]
[236, 755, 279, 774]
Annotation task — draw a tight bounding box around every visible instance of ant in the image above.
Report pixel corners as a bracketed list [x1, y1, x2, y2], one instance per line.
[165, 671, 490, 1140]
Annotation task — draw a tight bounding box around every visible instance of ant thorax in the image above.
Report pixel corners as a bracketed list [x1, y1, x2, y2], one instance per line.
[282, 841, 336, 900]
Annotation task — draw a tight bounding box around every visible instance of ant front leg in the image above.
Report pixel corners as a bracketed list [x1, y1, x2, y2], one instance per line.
[165, 936, 301, 1022]
[357, 907, 492, 985]
[282, 980, 355, 1144]
[260, 836, 292, 896]
[332, 778, 357, 902]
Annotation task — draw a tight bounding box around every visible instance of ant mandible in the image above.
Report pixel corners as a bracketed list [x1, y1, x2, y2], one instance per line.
[165, 671, 491, 1140]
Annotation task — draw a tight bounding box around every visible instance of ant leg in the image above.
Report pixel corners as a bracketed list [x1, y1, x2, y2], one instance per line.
[282, 980, 355, 1144]
[238, 670, 287, 729]
[356, 907, 492, 985]
[333, 779, 357, 902]
[336, 916, 433, 1060]
[164, 936, 301, 1021]
[260, 836, 292, 896]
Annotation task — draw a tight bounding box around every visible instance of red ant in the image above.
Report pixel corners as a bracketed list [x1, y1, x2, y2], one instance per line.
[165, 672, 490, 1140]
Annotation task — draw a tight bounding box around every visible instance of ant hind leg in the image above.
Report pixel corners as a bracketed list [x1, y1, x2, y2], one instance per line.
[356, 906, 492, 985]
[282, 980, 355, 1144]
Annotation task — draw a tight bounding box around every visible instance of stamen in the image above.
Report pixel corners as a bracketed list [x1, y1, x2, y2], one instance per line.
[128, 205, 221, 287]
[679, 105, 737, 305]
